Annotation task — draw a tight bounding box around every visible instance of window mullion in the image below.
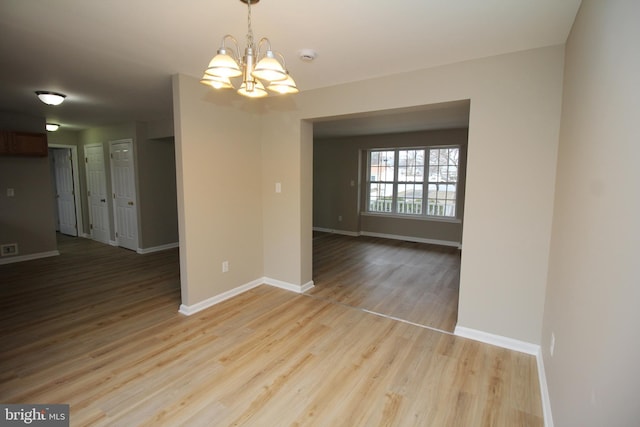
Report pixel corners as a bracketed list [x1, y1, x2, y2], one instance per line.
[422, 148, 429, 217]
[392, 149, 399, 214]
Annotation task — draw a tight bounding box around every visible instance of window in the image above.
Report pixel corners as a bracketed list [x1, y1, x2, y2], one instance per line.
[367, 147, 459, 218]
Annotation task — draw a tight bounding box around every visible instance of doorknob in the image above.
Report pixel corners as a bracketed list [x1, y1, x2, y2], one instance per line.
[128, 201, 134, 206]
[100, 198, 106, 202]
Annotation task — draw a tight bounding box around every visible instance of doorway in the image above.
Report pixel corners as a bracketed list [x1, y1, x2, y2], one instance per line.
[49, 145, 83, 237]
[309, 101, 469, 332]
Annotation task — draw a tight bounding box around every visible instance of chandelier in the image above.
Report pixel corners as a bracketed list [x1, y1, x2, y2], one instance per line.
[201, 0, 298, 98]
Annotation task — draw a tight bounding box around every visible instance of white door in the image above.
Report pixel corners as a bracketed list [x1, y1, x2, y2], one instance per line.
[110, 140, 138, 251]
[53, 148, 78, 236]
[85, 144, 110, 244]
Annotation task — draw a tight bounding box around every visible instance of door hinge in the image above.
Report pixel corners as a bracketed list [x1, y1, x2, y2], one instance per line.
[85, 157, 88, 163]
[90, 224, 93, 230]
[115, 232, 118, 237]
[110, 153, 113, 159]
[113, 193, 116, 199]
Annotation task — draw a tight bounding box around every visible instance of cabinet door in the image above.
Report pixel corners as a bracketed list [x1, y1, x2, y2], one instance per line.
[0, 131, 10, 154]
[11, 132, 48, 156]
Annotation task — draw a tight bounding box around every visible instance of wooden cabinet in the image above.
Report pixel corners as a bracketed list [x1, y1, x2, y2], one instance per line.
[0, 131, 10, 153]
[0, 130, 48, 157]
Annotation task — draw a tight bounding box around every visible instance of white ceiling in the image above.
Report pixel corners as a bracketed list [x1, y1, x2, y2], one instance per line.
[0, 0, 581, 132]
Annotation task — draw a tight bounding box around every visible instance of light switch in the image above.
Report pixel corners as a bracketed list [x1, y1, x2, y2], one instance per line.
[275, 182, 282, 193]
[7, 188, 14, 197]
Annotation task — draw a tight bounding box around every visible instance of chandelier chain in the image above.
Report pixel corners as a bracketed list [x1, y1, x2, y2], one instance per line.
[246, 0, 254, 49]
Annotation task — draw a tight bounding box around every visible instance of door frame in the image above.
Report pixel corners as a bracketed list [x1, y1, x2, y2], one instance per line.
[49, 144, 84, 237]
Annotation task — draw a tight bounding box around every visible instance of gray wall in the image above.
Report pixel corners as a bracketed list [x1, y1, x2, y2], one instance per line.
[542, 1, 640, 426]
[313, 128, 468, 245]
[0, 112, 57, 260]
[137, 135, 179, 248]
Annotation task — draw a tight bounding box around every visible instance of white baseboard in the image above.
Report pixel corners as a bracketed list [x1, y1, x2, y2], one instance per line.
[0, 250, 60, 265]
[361, 231, 460, 248]
[536, 348, 554, 427]
[179, 278, 263, 316]
[454, 325, 539, 355]
[262, 277, 315, 293]
[109, 240, 118, 247]
[454, 325, 552, 426]
[178, 277, 314, 316]
[313, 227, 461, 248]
[313, 227, 359, 237]
[137, 242, 179, 254]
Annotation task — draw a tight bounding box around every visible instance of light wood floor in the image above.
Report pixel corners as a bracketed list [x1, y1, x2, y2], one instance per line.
[311, 232, 460, 332]
[0, 235, 542, 426]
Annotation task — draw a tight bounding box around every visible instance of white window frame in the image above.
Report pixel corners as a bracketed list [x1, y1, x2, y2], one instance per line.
[366, 146, 460, 219]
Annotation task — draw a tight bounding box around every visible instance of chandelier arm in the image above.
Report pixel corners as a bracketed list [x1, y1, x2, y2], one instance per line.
[274, 51, 288, 71]
[255, 37, 288, 72]
[256, 37, 273, 58]
[221, 34, 241, 62]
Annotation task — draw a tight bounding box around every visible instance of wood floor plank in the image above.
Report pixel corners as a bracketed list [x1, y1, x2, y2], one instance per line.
[0, 234, 542, 426]
[310, 232, 460, 331]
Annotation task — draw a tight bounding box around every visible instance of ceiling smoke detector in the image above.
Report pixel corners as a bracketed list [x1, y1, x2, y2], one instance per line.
[298, 49, 317, 62]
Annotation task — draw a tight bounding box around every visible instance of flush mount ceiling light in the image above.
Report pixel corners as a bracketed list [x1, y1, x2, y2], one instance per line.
[201, 0, 298, 98]
[46, 123, 60, 132]
[35, 91, 66, 106]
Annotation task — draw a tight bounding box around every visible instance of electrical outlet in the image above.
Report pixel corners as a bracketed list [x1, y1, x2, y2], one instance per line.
[550, 332, 556, 356]
[1, 243, 18, 256]
[222, 261, 229, 273]
[338, 215, 343, 222]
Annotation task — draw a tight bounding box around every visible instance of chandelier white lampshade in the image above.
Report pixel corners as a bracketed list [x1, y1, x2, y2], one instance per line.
[237, 80, 268, 98]
[252, 50, 287, 82]
[36, 91, 66, 106]
[266, 72, 299, 94]
[46, 123, 60, 132]
[200, 74, 234, 89]
[205, 41, 243, 78]
[201, 0, 297, 98]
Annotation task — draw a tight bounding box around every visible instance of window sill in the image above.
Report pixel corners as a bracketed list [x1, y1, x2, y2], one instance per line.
[360, 212, 462, 224]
